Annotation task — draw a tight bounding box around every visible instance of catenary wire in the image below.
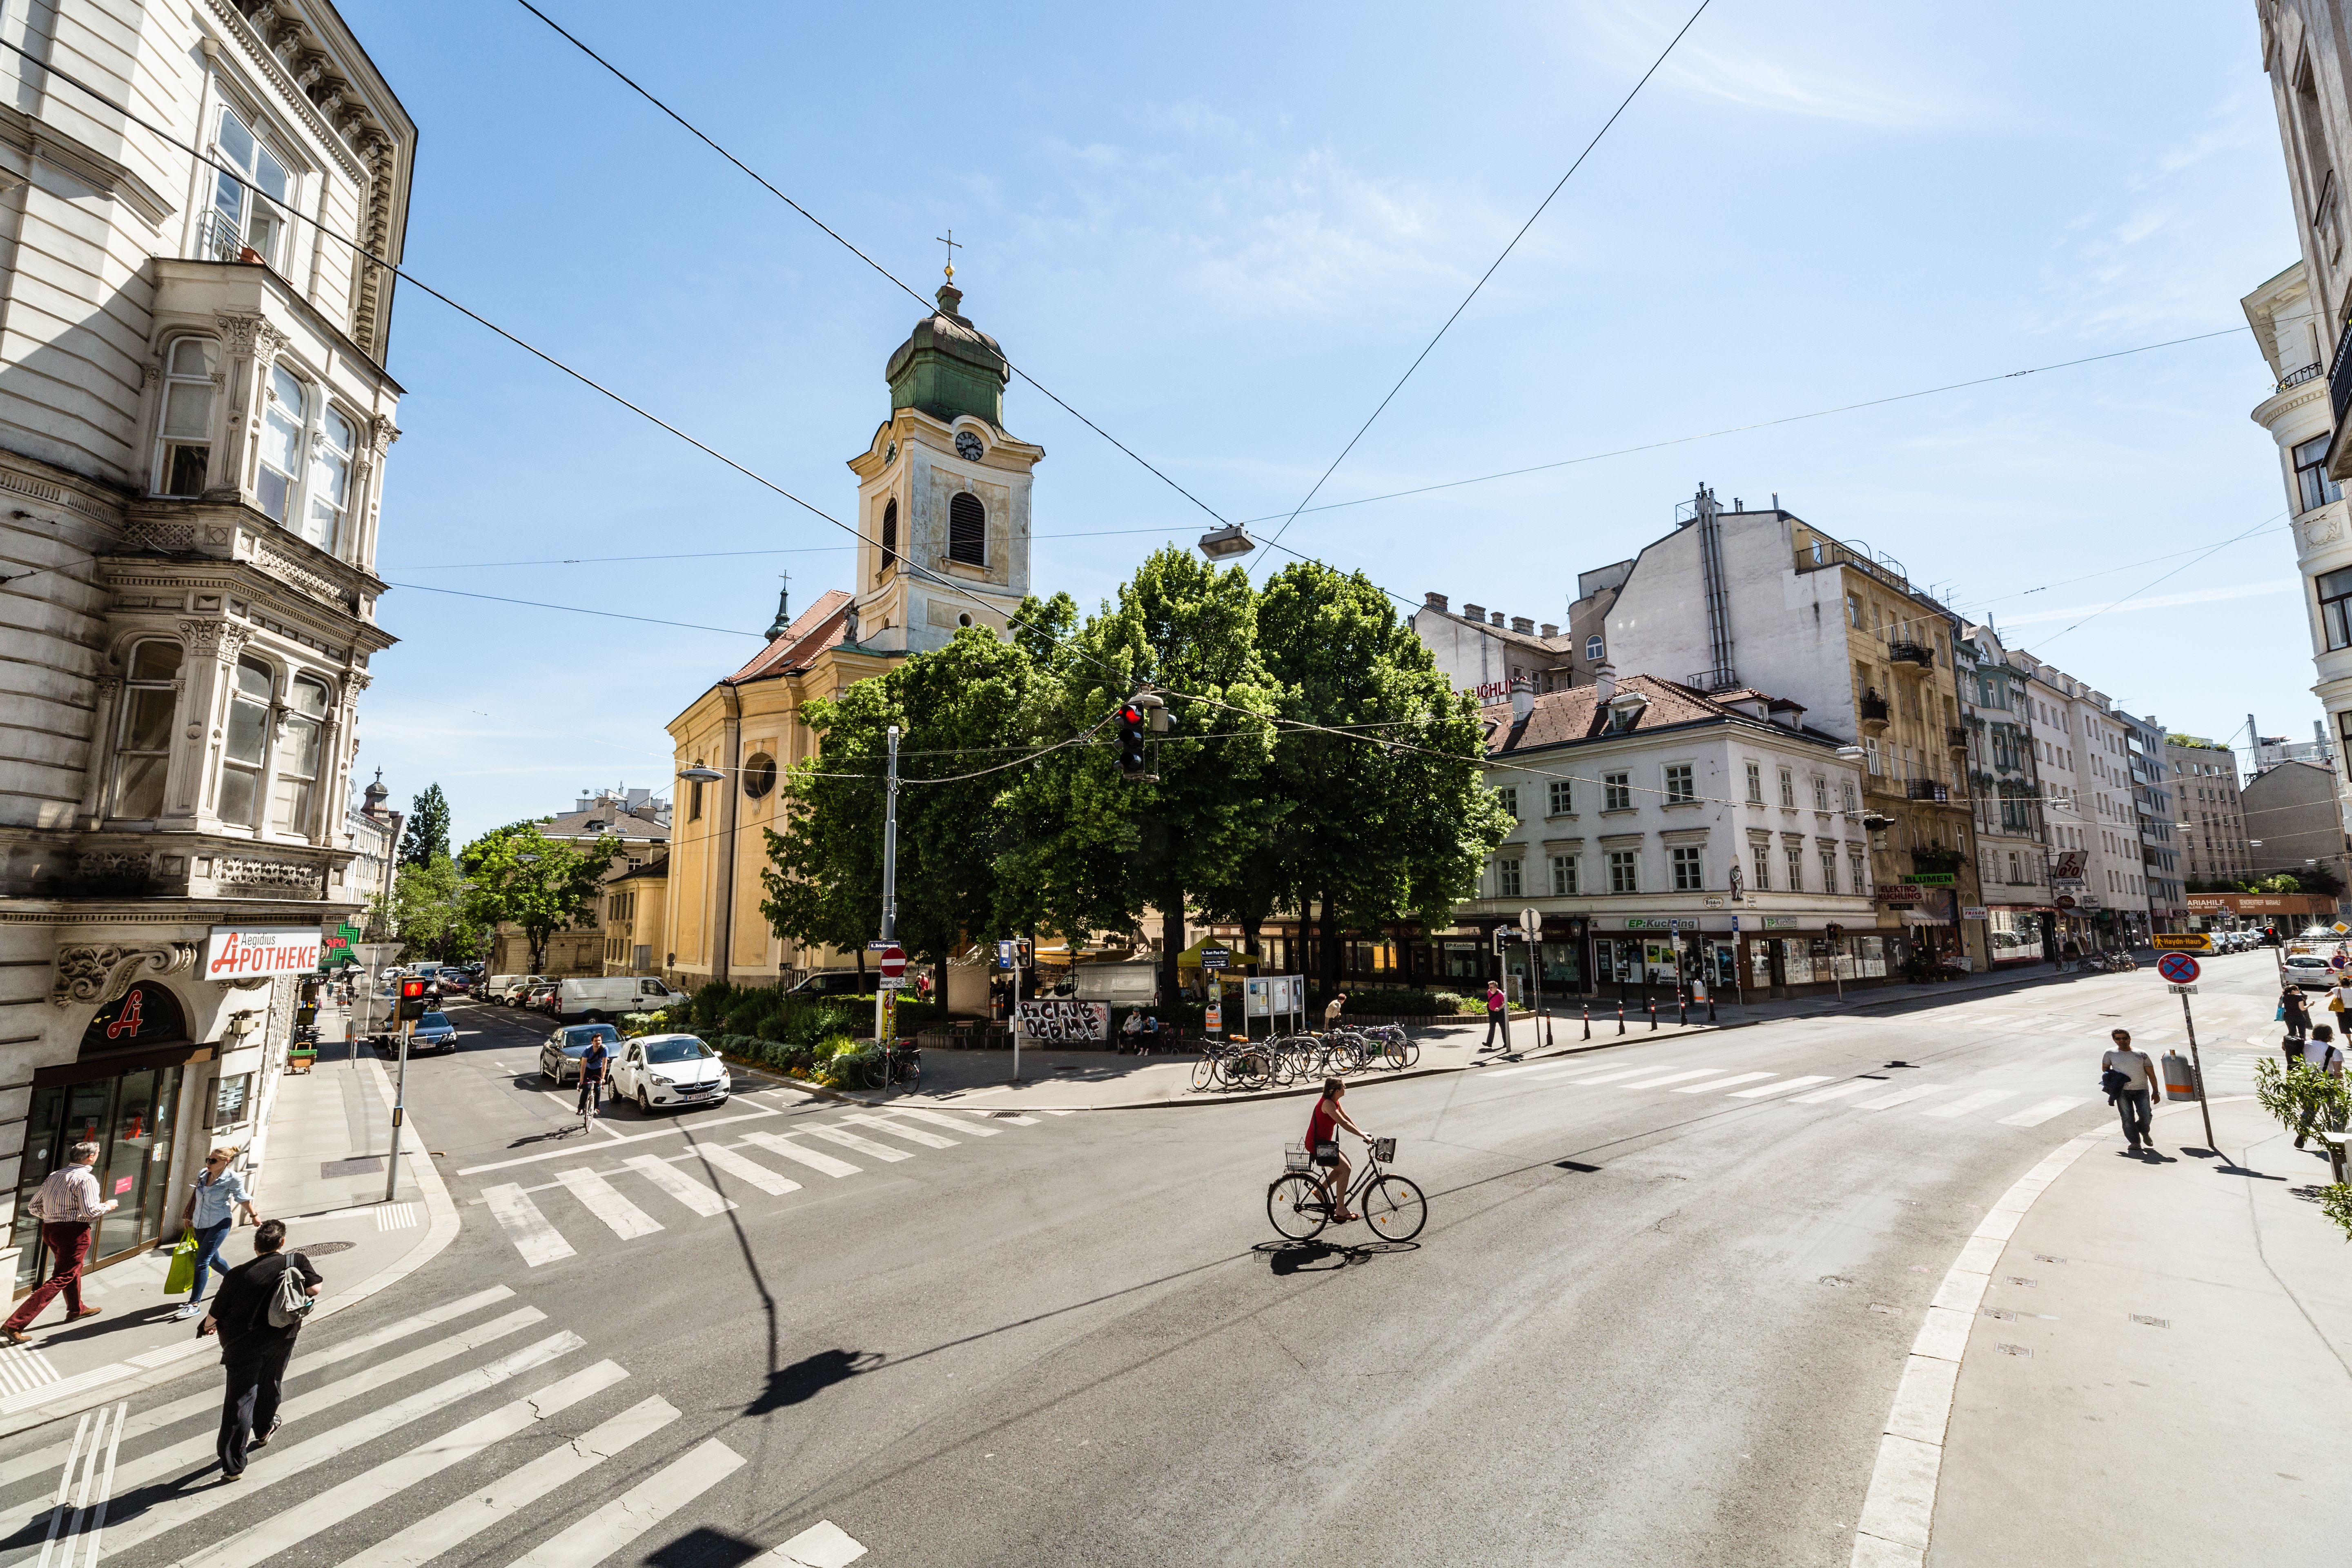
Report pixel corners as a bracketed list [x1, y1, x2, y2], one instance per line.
[1254, 0, 1715, 563]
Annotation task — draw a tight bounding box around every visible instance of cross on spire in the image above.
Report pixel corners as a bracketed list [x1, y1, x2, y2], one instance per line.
[935, 228, 962, 282]
[764, 570, 793, 641]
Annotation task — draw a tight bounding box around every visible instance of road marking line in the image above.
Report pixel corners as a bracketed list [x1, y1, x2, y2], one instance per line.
[501, 1437, 746, 1568]
[483, 1186, 576, 1266]
[1792, 1080, 1878, 1103]
[770, 1518, 870, 1566]
[684, 1143, 804, 1196]
[457, 1104, 786, 1175]
[889, 1106, 1001, 1135]
[1728, 1074, 1832, 1098]
[1919, 1089, 2016, 1120]
[624, 1155, 737, 1216]
[555, 1168, 664, 1238]
[1997, 1096, 2086, 1127]
[1853, 1083, 1944, 1111]
[330, 1395, 682, 1568]
[174, 1361, 629, 1568]
[32, 1409, 89, 1568]
[740, 1131, 862, 1178]
[1623, 1069, 1728, 1089]
[799, 1125, 912, 1162]
[1677, 1071, 1772, 1093]
[1486, 1059, 1578, 1078]
[842, 1111, 957, 1149]
[1569, 1065, 1670, 1085]
[94, 1332, 585, 1560]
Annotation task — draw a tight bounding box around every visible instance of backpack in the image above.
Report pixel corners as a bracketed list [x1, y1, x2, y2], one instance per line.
[267, 1254, 316, 1329]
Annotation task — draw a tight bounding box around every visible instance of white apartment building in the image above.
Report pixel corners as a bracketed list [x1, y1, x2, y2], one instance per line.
[2169, 735, 2256, 883]
[2254, 2, 2352, 488]
[0, 0, 412, 1291]
[2011, 656, 2152, 947]
[1957, 624, 2055, 966]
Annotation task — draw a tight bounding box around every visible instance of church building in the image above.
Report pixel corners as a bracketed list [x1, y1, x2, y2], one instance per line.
[659, 276, 1039, 991]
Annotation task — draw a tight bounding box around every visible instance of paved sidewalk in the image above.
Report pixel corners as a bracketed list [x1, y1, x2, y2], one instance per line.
[1893, 1094, 2351, 1565]
[0, 1019, 459, 1437]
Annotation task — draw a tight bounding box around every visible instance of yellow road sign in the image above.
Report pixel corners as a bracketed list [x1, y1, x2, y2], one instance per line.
[2150, 933, 2212, 953]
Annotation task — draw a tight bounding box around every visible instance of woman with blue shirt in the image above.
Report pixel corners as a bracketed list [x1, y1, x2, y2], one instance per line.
[174, 1147, 258, 1321]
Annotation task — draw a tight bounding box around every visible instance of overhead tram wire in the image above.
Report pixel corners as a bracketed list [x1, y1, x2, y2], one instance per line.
[508, 0, 1232, 532]
[1252, 0, 1716, 565]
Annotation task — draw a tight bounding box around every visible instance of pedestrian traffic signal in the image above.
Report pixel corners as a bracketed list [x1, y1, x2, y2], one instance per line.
[397, 976, 427, 1021]
[1117, 702, 1148, 777]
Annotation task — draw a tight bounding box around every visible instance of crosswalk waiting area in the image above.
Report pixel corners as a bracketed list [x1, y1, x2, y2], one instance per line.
[481, 1103, 1069, 1267]
[0, 1287, 866, 1568]
[1484, 1053, 2090, 1127]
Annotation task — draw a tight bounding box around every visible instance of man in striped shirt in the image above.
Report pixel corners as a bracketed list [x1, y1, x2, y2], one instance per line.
[2, 1142, 118, 1344]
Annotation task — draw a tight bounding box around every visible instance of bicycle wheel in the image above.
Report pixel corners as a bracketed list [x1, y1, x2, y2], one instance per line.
[1192, 1056, 1218, 1092]
[1363, 1175, 1427, 1241]
[1267, 1175, 1329, 1240]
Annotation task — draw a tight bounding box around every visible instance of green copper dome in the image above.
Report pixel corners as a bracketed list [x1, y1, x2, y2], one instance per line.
[885, 283, 1009, 429]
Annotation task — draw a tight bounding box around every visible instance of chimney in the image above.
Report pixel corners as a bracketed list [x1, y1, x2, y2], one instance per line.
[1510, 616, 1535, 634]
[1539, 623, 1558, 638]
[1593, 663, 1617, 704]
[1511, 676, 1535, 725]
[1424, 592, 1450, 613]
[1463, 603, 1486, 622]
[1489, 610, 1505, 626]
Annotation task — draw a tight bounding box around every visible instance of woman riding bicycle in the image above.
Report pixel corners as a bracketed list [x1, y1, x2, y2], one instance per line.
[1307, 1077, 1370, 1223]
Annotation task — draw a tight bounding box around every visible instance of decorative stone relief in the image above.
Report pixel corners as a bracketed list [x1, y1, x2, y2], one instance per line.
[78, 850, 153, 880]
[2305, 515, 2343, 548]
[367, 416, 400, 459]
[214, 313, 266, 356]
[252, 542, 342, 604]
[49, 942, 197, 1007]
[123, 519, 198, 552]
[217, 856, 322, 894]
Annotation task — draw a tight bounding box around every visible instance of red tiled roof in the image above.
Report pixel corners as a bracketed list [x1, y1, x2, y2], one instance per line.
[727, 589, 855, 684]
[1480, 675, 1809, 755]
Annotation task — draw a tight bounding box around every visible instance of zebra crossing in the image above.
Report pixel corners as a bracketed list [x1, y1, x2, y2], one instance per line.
[480, 1104, 1067, 1268]
[0, 1285, 869, 1568]
[1486, 1054, 2089, 1128]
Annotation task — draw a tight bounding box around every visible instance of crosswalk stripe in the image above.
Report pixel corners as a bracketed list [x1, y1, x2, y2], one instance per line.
[686, 1143, 804, 1196]
[330, 1395, 682, 1568]
[624, 1155, 738, 1216]
[501, 1436, 746, 1568]
[557, 1167, 665, 1238]
[174, 1361, 630, 1568]
[1677, 1071, 1772, 1093]
[1571, 1065, 1671, 1085]
[1853, 1082, 1944, 1111]
[1919, 1089, 2016, 1119]
[485, 1185, 577, 1266]
[771, 1518, 870, 1566]
[889, 1106, 999, 1135]
[1791, 1080, 1877, 1103]
[69, 1307, 549, 1505]
[1728, 1074, 1832, 1098]
[842, 1111, 957, 1149]
[1999, 1095, 2087, 1127]
[1624, 1069, 1726, 1089]
[798, 1125, 912, 1163]
[96, 1331, 585, 1559]
[741, 1131, 862, 1178]
[1486, 1058, 1578, 1078]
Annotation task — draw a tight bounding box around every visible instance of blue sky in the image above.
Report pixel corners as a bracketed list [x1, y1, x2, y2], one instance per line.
[340, 0, 2309, 844]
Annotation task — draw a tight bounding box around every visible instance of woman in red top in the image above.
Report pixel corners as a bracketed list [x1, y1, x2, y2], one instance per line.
[1306, 1078, 1370, 1223]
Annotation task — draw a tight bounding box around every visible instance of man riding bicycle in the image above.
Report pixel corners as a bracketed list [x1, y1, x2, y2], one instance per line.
[1306, 1077, 1370, 1223]
[577, 1036, 610, 1120]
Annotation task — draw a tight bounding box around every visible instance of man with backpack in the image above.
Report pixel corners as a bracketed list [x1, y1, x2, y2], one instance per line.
[199, 1218, 321, 1479]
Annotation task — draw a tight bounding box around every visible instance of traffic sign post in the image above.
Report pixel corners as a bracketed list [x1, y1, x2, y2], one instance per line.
[2156, 959, 2218, 1153]
[1519, 909, 1544, 1048]
[2156, 953, 2201, 985]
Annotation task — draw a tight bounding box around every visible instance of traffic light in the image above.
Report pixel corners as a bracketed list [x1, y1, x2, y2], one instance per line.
[1117, 702, 1148, 777]
[397, 976, 427, 1022]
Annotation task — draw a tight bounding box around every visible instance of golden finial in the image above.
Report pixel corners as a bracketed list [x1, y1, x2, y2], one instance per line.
[936, 228, 962, 283]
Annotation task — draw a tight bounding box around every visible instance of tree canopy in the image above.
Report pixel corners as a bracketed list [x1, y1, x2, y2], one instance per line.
[400, 783, 451, 866]
[460, 822, 618, 973]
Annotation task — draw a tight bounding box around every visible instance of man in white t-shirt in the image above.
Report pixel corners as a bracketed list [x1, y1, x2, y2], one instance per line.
[2296, 1025, 2347, 1149]
[2101, 1028, 2158, 1155]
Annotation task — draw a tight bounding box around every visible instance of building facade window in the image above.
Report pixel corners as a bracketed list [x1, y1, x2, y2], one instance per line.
[205, 105, 290, 266]
[255, 365, 306, 523]
[304, 408, 355, 552]
[111, 640, 182, 819]
[2295, 433, 2343, 513]
[1671, 845, 1703, 891]
[947, 492, 987, 565]
[1663, 764, 1694, 804]
[1849, 849, 1867, 892]
[1495, 785, 1519, 818]
[2319, 566, 2352, 650]
[1820, 848, 1838, 893]
[154, 337, 217, 496]
[1603, 772, 1631, 811]
[1785, 845, 1805, 891]
[1585, 635, 1604, 661]
[1811, 775, 1829, 811]
[1497, 857, 1523, 898]
[270, 675, 329, 835]
[1551, 854, 1578, 895]
[1548, 780, 1572, 815]
[1750, 843, 1771, 891]
[1778, 766, 1796, 807]
[217, 656, 273, 828]
[1745, 761, 1763, 803]
[880, 497, 898, 569]
[1608, 850, 1638, 893]
[1841, 779, 1858, 814]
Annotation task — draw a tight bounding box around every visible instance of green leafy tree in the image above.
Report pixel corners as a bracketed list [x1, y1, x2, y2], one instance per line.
[400, 784, 451, 866]
[387, 853, 488, 963]
[461, 822, 618, 973]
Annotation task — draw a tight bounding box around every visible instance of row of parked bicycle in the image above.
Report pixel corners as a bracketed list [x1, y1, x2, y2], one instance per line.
[1192, 1027, 1421, 1091]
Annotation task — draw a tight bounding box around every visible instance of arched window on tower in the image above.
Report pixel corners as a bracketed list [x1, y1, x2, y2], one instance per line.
[948, 492, 986, 566]
[879, 497, 898, 579]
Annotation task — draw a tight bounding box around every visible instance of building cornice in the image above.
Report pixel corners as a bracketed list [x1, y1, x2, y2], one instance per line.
[2250, 377, 2331, 431]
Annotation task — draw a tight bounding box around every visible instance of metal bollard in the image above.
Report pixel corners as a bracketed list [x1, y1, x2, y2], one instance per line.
[1678, 994, 1688, 1027]
[1582, 1002, 1591, 1040]
[1617, 1000, 1625, 1035]
[1544, 1011, 1554, 1048]
[1648, 998, 1657, 1031]
[1707, 991, 1717, 1023]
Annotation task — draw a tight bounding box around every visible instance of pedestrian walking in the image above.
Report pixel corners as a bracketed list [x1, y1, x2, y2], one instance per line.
[2282, 984, 2313, 1047]
[1322, 992, 1347, 1031]
[2101, 1028, 2159, 1155]
[0, 1142, 118, 1345]
[2060, 940, 2081, 975]
[200, 1218, 321, 1479]
[174, 1147, 259, 1321]
[2294, 1025, 2347, 1149]
[1480, 980, 1509, 1052]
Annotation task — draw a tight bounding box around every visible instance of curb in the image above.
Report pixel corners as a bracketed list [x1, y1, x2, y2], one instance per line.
[1845, 1095, 2248, 1566]
[0, 1054, 463, 1439]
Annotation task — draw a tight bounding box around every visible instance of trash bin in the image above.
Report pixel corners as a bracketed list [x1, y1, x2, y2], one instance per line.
[2160, 1050, 2200, 1102]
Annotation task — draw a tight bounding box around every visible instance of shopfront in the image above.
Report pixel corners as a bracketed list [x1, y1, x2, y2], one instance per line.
[1986, 907, 2054, 967]
[11, 982, 206, 1292]
[1745, 933, 1890, 989]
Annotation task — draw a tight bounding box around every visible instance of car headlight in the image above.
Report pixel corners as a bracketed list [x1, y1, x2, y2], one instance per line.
[650, 1073, 673, 1085]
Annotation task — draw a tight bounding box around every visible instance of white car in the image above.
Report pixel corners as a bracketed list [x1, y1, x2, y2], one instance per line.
[610, 1033, 730, 1113]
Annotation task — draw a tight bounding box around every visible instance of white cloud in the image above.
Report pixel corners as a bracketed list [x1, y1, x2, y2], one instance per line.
[1996, 580, 2294, 627]
[1572, 0, 1969, 127]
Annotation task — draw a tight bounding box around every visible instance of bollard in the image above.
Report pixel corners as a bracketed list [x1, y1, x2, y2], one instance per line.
[1545, 1011, 1554, 1048]
[1707, 990, 1717, 1023]
[1648, 997, 1658, 1032]
[1617, 999, 1625, 1035]
[2160, 1050, 2201, 1102]
[1678, 994, 1688, 1027]
[1582, 1002, 1591, 1040]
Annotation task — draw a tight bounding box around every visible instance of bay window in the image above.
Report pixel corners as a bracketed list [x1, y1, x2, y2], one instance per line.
[255, 366, 307, 523]
[111, 641, 182, 819]
[304, 408, 355, 552]
[2319, 566, 2352, 651]
[154, 338, 217, 496]
[217, 657, 273, 828]
[272, 676, 330, 834]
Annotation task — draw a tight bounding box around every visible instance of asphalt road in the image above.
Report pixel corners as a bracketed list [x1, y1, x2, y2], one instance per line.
[0, 951, 2290, 1567]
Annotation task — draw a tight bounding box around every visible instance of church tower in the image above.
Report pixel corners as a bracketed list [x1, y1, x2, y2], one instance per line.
[845, 274, 1043, 653]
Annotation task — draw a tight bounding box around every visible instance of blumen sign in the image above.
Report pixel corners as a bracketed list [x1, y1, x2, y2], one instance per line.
[204, 925, 323, 980]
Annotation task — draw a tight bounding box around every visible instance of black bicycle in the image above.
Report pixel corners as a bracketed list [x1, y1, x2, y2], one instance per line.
[1267, 1136, 1427, 1242]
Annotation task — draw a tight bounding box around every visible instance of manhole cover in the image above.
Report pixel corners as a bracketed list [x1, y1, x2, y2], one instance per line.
[320, 1157, 382, 1178]
[1994, 1343, 2032, 1357]
[297, 1240, 357, 1256]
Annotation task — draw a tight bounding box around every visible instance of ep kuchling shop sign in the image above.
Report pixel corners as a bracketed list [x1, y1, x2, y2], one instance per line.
[205, 925, 323, 980]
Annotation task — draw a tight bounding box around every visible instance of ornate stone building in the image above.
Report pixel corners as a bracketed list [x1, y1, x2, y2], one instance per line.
[0, 1, 411, 1289]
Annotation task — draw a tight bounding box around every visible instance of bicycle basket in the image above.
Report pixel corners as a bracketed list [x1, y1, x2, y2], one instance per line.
[1371, 1136, 1396, 1163]
[1283, 1145, 1312, 1172]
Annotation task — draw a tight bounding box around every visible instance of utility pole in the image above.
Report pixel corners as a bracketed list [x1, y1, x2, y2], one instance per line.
[876, 724, 899, 1045]
[2180, 984, 2217, 1153]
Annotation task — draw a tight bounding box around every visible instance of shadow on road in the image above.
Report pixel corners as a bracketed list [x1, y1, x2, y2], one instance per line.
[1253, 1238, 1420, 1275]
[746, 1348, 883, 1414]
[645, 1526, 769, 1568]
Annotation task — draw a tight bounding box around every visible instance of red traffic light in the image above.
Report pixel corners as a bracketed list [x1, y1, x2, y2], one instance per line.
[399, 978, 426, 1000]
[1120, 706, 1142, 725]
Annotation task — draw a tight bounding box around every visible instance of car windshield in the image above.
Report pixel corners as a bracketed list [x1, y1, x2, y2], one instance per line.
[560, 1027, 618, 1054]
[420, 1013, 448, 1028]
[642, 1037, 714, 1064]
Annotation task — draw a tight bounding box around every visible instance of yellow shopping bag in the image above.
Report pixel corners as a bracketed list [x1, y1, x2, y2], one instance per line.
[162, 1229, 197, 1295]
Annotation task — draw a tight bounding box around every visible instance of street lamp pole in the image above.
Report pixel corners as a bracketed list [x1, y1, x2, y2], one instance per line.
[877, 725, 900, 1045]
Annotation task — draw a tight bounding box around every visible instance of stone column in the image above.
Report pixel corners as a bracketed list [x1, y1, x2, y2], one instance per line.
[354, 416, 397, 573]
[174, 619, 248, 828]
[211, 314, 287, 508]
[77, 675, 122, 829]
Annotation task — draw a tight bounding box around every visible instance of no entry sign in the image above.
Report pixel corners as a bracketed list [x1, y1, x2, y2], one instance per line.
[878, 944, 906, 980]
[2156, 952, 2201, 985]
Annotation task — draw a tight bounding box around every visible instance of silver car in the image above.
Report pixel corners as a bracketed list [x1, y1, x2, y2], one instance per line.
[410, 1011, 460, 1053]
[540, 1024, 621, 1085]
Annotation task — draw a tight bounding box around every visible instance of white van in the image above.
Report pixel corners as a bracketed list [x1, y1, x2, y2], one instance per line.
[557, 975, 688, 1023]
[486, 974, 524, 1003]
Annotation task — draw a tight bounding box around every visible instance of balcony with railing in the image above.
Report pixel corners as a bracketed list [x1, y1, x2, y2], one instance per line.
[2278, 362, 2324, 393]
[194, 209, 264, 266]
[1945, 725, 1970, 752]
[1904, 778, 1951, 802]
[1887, 640, 1936, 670]
[1858, 689, 1890, 731]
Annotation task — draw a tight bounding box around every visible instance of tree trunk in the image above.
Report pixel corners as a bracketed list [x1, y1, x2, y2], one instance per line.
[1160, 884, 1185, 1011]
[1318, 888, 1343, 1001]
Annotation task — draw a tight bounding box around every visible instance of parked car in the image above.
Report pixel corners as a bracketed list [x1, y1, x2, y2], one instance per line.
[557, 975, 688, 1024]
[486, 974, 523, 1003]
[496, 975, 544, 1005]
[786, 970, 870, 998]
[411, 1011, 459, 1053]
[522, 979, 562, 1013]
[2283, 953, 2334, 989]
[540, 1023, 621, 1085]
[436, 972, 472, 995]
[610, 1033, 729, 1113]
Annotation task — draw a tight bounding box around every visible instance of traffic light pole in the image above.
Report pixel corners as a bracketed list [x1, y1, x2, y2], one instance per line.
[384, 1014, 411, 1204]
[877, 724, 900, 1047]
